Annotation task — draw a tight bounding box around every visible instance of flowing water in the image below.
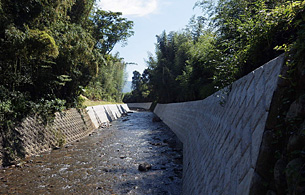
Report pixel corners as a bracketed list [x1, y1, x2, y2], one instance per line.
[0, 111, 182, 195]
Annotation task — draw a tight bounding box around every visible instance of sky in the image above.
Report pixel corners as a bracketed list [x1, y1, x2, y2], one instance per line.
[96, 0, 203, 81]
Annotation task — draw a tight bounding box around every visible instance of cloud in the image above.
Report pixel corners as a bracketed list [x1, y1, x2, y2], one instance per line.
[96, 0, 158, 17]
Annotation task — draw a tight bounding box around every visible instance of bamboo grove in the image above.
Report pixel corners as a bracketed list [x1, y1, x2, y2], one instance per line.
[124, 0, 305, 104]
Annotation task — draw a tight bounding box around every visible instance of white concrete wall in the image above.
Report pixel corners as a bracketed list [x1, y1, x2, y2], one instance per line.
[86, 104, 130, 129]
[154, 55, 285, 195]
[127, 102, 152, 110]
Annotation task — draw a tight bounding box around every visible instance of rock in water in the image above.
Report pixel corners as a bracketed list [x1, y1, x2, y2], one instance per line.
[138, 162, 152, 172]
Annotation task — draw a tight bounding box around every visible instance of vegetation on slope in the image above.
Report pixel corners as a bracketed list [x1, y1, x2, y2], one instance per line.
[0, 0, 133, 165]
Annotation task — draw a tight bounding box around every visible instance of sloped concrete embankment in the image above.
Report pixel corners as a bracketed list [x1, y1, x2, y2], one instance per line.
[154, 55, 285, 194]
[0, 104, 129, 166]
[86, 104, 130, 128]
[127, 102, 152, 110]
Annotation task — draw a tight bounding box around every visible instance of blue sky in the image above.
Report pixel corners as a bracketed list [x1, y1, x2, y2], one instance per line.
[97, 0, 203, 81]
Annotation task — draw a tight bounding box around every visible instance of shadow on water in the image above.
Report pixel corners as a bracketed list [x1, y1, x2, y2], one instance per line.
[0, 111, 182, 194]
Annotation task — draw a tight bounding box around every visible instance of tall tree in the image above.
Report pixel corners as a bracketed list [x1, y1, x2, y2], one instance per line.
[91, 10, 134, 54]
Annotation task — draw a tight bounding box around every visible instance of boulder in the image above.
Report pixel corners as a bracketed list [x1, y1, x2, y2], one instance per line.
[138, 162, 152, 172]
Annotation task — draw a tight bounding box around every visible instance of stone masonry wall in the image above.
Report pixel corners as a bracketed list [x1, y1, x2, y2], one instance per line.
[15, 108, 95, 157]
[0, 104, 129, 165]
[154, 55, 285, 194]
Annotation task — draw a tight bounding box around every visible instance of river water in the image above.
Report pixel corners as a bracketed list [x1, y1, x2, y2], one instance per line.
[0, 111, 182, 195]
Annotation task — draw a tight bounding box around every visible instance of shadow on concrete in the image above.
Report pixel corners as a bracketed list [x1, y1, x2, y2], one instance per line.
[104, 107, 113, 122]
[1, 123, 26, 167]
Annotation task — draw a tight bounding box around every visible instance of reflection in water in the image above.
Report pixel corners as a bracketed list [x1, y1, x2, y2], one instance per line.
[0, 111, 182, 194]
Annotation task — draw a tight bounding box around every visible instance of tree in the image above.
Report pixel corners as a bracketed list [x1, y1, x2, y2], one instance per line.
[186, 15, 206, 42]
[132, 71, 142, 91]
[0, 0, 134, 165]
[83, 53, 127, 102]
[91, 10, 134, 54]
[69, 0, 95, 24]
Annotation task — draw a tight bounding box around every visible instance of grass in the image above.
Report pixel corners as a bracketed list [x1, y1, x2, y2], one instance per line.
[79, 95, 123, 107]
[83, 99, 123, 107]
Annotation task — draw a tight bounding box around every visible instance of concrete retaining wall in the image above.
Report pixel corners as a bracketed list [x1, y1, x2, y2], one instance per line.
[15, 108, 95, 157]
[127, 102, 152, 110]
[86, 104, 130, 128]
[0, 104, 129, 166]
[154, 55, 285, 194]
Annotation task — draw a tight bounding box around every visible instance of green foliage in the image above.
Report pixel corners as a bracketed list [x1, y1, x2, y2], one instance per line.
[69, 0, 95, 24]
[53, 129, 66, 147]
[186, 31, 217, 98]
[123, 70, 151, 103]
[132, 71, 142, 90]
[91, 10, 134, 54]
[127, 0, 305, 104]
[195, 0, 305, 87]
[83, 53, 127, 103]
[27, 29, 59, 58]
[127, 28, 217, 103]
[0, 0, 133, 165]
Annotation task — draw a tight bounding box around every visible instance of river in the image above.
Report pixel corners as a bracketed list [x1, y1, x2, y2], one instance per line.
[0, 111, 182, 195]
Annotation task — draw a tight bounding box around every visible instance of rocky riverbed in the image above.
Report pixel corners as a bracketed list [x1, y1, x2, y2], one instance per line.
[0, 111, 182, 194]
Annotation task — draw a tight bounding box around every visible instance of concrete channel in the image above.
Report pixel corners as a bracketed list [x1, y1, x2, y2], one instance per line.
[0, 111, 182, 195]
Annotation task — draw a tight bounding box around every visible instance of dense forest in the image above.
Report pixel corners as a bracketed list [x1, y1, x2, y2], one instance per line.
[0, 0, 133, 161]
[124, 0, 305, 104]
